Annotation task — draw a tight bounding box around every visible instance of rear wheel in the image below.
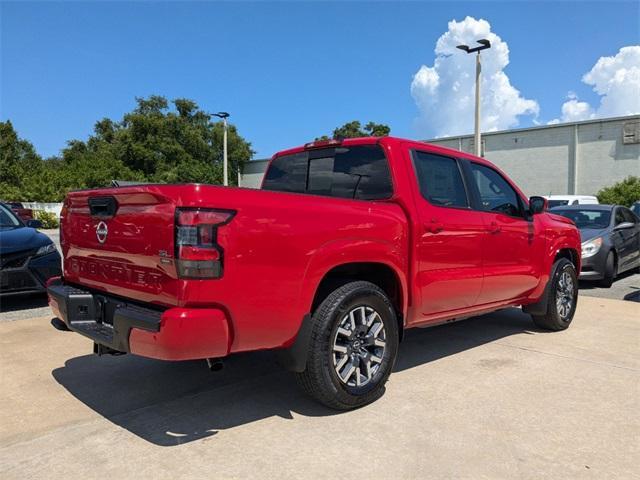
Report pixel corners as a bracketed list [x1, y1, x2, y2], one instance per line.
[532, 258, 578, 331]
[295, 281, 399, 410]
[597, 251, 616, 288]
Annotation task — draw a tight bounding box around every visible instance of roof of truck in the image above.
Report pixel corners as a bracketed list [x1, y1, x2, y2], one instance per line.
[273, 136, 492, 165]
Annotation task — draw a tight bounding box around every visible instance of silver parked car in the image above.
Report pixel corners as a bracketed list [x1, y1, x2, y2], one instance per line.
[550, 204, 640, 287]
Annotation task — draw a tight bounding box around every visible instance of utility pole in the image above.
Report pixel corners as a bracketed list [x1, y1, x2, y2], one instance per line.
[213, 112, 230, 185]
[456, 39, 491, 156]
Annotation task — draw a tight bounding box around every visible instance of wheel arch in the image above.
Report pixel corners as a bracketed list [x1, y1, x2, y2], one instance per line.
[279, 242, 408, 374]
[311, 262, 405, 340]
[524, 249, 579, 317]
[554, 247, 579, 268]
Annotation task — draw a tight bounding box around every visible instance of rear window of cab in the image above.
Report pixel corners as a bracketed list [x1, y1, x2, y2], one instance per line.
[262, 144, 393, 200]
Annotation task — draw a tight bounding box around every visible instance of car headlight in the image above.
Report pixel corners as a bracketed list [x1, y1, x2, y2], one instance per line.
[581, 237, 602, 258]
[36, 243, 57, 256]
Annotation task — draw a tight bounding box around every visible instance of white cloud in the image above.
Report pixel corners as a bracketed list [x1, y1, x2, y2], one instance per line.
[551, 46, 640, 123]
[411, 16, 539, 138]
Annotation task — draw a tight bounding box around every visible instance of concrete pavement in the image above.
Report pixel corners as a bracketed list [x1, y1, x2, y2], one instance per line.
[1, 296, 638, 479]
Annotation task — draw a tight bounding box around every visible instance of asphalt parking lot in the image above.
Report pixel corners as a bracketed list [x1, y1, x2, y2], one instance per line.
[1, 295, 638, 479]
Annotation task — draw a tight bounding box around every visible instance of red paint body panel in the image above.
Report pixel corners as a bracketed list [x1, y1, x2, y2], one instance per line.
[54, 136, 581, 361]
[129, 308, 230, 361]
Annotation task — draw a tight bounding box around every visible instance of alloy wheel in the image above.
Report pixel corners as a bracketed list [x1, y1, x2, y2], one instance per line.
[556, 270, 575, 320]
[331, 306, 386, 387]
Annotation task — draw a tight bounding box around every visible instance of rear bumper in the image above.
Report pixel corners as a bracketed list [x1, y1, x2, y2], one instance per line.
[47, 279, 231, 361]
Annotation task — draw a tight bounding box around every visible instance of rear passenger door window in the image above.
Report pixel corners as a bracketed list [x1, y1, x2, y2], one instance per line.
[468, 162, 522, 217]
[307, 145, 393, 200]
[412, 151, 469, 208]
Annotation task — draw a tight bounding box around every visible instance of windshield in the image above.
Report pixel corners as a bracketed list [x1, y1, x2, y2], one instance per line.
[0, 204, 22, 228]
[552, 209, 611, 229]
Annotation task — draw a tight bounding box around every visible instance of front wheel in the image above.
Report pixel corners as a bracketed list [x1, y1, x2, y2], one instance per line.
[597, 251, 616, 288]
[295, 281, 399, 410]
[532, 258, 578, 331]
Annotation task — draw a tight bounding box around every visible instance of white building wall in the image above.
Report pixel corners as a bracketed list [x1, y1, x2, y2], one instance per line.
[427, 115, 640, 197]
[576, 119, 639, 196]
[480, 126, 572, 196]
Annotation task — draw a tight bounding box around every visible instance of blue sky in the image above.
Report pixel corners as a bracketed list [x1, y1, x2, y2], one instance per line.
[1, 1, 639, 159]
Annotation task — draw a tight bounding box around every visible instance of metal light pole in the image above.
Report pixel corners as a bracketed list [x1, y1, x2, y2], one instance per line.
[213, 112, 230, 185]
[456, 39, 491, 156]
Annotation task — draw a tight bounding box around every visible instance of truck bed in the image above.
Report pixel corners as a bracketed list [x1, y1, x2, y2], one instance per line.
[61, 184, 409, 352]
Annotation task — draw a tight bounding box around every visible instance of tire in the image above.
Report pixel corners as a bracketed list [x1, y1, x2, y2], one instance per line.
[295, 281, 399, 410]
[597, 251, 616, 288]
[532, 258, 578, 331]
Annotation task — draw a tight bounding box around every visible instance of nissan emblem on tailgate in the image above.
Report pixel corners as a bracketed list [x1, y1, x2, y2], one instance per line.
[96, 221, 108, 244]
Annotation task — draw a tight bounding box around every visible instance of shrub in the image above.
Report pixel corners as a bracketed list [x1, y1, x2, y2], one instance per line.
[34, 210, 59, 229]
[596, 176, 640, 207]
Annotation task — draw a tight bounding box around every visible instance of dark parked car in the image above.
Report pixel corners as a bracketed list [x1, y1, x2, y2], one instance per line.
[0, 202, 61, 296]
[631, 201, 640, 218]
[550, 204, 640, 287]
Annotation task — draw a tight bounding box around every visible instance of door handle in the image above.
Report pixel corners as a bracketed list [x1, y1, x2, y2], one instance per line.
[424, 219, 444, 234]
[488, 221, 501, 234]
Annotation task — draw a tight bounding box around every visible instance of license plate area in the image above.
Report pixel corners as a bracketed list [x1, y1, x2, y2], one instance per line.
[66, 291, 96, 323]
[66, 292, 114, 328]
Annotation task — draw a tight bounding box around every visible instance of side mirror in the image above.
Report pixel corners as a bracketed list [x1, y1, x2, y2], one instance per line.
[614, 222, 635, 231]
[26, 219, 43, 229]
[529, 196, 547, 215]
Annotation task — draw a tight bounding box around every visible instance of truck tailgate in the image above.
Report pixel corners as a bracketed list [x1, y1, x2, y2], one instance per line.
[62, 187, 180, 306]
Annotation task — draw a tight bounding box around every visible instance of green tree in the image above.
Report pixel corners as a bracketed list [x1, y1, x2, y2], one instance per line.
[596, 176, 640, 207]
[1, 96, 255, 202]
[0, 120, 47, 201]
[317, 120, 391, 141]
[76, 95, 255, 185]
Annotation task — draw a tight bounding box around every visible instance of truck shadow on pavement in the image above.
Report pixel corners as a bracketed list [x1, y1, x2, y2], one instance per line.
[52, 307, 541, 447]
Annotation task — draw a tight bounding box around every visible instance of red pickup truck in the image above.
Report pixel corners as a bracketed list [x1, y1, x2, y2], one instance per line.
[49, 136, 581, 409]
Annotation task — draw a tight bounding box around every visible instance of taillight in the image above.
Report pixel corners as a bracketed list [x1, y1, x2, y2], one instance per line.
[59, 200, 68, 246]
[175, 208, 235, 279]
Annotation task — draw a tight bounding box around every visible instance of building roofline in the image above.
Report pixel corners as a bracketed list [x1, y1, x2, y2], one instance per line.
[422, 114, 640, 142]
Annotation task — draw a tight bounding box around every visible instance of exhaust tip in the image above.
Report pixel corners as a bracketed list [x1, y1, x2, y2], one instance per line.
[51, 318, 71, 332]
[206, 358, 224, 372]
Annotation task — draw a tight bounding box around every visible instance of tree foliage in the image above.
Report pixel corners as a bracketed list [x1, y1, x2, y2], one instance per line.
[0, 96, 254, 202]
[316, 120, 391, 141]
[596, 176, 640, 207]
[0, 120, 47, 201]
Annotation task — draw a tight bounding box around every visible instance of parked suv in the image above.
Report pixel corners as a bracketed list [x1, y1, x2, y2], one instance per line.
[49, 137, 581, 409]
